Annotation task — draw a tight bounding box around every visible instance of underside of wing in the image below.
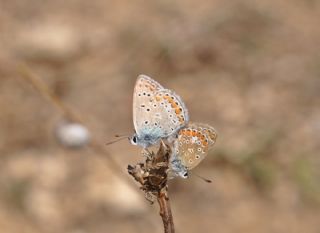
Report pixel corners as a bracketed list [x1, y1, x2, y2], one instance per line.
[133, 75, 164, 136]
[174, 123, 217, 170]
[152, 88, 189, 134]
[187, 122, 218, 145]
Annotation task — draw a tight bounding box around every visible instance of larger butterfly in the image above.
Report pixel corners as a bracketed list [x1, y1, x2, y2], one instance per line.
[170, 123, 218, 178]
[129, 75, 189, 148]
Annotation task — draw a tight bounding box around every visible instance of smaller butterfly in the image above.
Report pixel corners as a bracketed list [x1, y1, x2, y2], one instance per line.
[170, 123, 218, 178]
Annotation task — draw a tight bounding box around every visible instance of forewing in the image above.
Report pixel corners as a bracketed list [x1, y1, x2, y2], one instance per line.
[133, 75, 166, 137]
[152, 88, 189, 136]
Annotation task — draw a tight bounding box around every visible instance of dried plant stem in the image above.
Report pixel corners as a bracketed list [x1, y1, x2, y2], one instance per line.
[128, 143, 175, 233]
[158, 189, 175, 233]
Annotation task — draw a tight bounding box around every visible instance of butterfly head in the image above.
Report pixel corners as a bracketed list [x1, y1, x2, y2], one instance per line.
[179, 170, 189, 179]
[129, 132, 159, 149]
[129, 134, 138, 145]
[170, 158, 189, 178]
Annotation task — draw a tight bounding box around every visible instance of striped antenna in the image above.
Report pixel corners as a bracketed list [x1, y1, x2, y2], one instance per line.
[105, 134, 129, 146]
[191, 172, 212, 183]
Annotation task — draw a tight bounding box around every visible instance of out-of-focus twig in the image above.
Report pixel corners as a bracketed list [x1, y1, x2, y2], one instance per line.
[17, 64, 138, 192]
[128, 142, 175, 233]
[18, 64, 80, 122]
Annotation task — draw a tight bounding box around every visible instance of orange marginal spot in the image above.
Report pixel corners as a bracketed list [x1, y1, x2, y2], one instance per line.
[155, 96, 161, 101]
[187, 129, 192, 136]
[179, 116, 185, 123]
[192, 130, 197, 137]
[202, 140, 208, 146]
[196, 132, 202, 137]
[200, 135, 205, 140]
[183, 130, 189, 136]
[171, 102, 177, 108]
[175, 108, 181, 114]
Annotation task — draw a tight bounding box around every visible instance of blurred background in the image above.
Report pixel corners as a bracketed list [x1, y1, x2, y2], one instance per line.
[0, 0, 320, 232]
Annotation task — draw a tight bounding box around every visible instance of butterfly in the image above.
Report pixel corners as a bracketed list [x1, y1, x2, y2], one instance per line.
[129, 75, 189, 148]
[170, 123, 218, 178]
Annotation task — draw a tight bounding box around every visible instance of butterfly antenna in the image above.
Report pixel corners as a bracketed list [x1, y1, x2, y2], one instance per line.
[191, 172, 212, 183]
[114, 134, 130, 138]
[105, 134, 129, 146]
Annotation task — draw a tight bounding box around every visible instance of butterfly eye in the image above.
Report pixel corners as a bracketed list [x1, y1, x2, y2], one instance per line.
[130, 136, 137, 145]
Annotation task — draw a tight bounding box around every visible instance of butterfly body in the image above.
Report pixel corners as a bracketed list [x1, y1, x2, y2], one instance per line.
[170, 123, 218, 178]
[130, 75, 189, 148]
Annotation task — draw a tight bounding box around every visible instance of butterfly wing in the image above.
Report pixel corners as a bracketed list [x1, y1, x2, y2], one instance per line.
[173, 123, 217, 170]
[152, 88, 189, 135]
[133, 75, 164, 136]
[188, 123, 218, 143]
[133, 75, 189, 142]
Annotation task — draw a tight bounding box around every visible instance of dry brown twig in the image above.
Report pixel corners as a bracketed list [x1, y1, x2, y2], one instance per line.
[128, 142, 175, 233]
[18, 64, 132, 184]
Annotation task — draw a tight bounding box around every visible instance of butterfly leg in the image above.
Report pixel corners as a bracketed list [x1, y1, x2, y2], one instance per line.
[141, 148, 153, 159]
[154, 162, 168, 168]
[160, 139, 172, 154]
[144, 192, 155, 204]
[167, 170, 177, 180]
